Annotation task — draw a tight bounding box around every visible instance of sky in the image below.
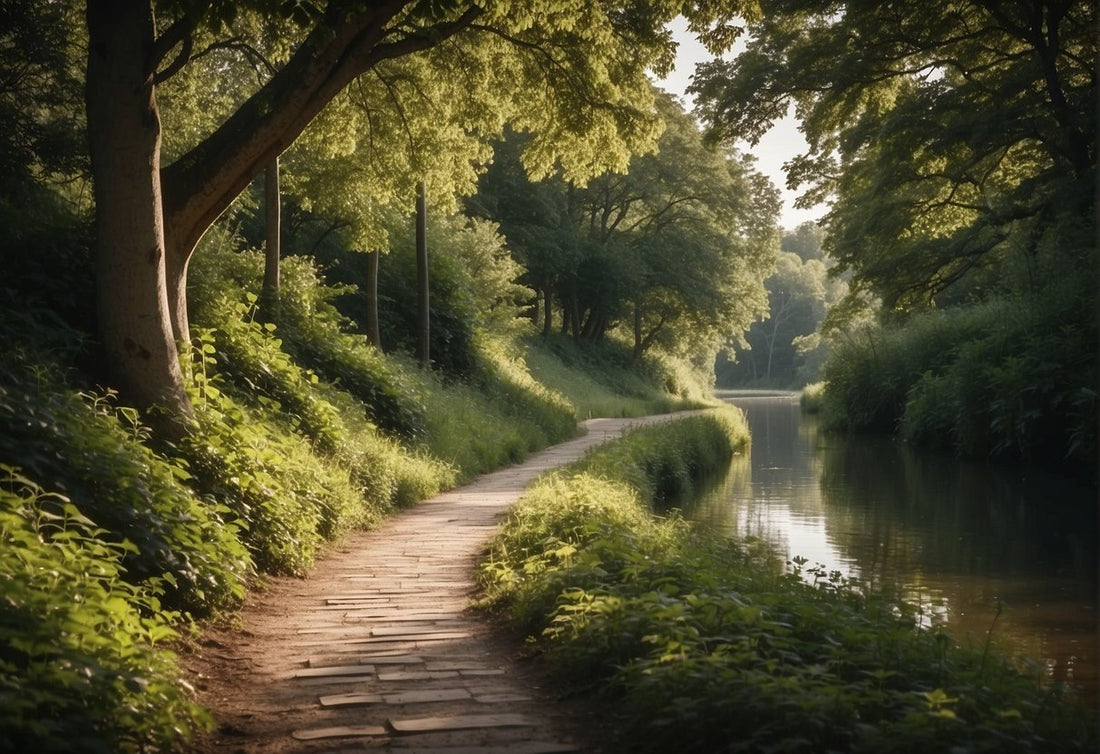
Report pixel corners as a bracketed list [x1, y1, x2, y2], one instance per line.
[654, 18, 824, 231]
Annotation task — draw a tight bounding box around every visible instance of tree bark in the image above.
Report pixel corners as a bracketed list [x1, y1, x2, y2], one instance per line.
[86, 0, 191, 433]
[365, 250, 382, 349]
[262, 158, 281, 309]
[541, 284, 553, 338]
[415, 181, 430, 368]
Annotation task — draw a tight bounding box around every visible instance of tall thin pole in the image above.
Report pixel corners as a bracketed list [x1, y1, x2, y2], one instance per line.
[415, 181, 429, 368]
[262, 158, 281, 306]
[365, 250, 381, 349]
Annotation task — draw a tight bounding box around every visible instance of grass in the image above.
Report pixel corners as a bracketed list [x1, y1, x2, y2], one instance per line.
[522, 334, 713, 418]
[478, 410, 1097, 754]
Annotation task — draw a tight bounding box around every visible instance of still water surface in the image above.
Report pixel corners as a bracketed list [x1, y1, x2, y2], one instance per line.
[686, 392, 1098, 702]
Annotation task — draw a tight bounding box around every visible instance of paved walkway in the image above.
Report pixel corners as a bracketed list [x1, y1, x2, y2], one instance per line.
[190, 413, 693, 753]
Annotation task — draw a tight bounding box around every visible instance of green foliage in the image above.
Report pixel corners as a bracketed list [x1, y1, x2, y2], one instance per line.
[185, 244, 455, 574]
[190, 227, 428, 440]
[480, 414, 1095, 754]
[480, 410, 746, 631]
[693, 0, 1096, 468]
[0, 320, 249, 616]
[0, 468, 211, 752]
[372, 214, 529, 378]
[523, 333, 710, 419]
[719, 229, 846, 388]
[822, 291, 1097, 472]
[799, 381, 827, 414]
[0, 0, 87, 208]
[420, 335, 578, 481]
[473, 103, 778, 365]
[568, 409, 748, 506]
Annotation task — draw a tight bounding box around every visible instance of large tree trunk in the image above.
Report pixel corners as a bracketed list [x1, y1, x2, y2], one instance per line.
[86, 0, 191, 433]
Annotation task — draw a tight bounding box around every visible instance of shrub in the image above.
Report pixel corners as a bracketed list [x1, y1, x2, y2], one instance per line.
[479, 412, 1095, 754]
[189, 230, 426, 440]
[0, 468, 210, 752]
[0, 332, 248, 616]
[824, 292, 1096, 472]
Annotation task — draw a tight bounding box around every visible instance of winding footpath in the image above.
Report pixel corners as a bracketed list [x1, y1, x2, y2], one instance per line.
[185, 413, 694, 753]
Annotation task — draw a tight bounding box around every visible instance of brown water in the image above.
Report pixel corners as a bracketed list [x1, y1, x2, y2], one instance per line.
[687, 392, 1098, 704]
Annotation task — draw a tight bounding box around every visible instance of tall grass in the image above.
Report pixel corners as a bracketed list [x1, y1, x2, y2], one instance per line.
[479, 410, 1095, 754]
[821, 292, 1096, 472]
[523, 334, 712, 418]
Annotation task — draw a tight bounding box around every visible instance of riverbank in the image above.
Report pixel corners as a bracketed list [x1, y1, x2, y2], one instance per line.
[183, 413, 698, 752]
[480, 409, 1098, 753]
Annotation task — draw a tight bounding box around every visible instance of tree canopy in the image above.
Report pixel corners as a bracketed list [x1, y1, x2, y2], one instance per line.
[472, 91, 778, 363]
[692, 0, 1096, 312]
[75, 0, 758, 427]
[692, 0, 1096, 465]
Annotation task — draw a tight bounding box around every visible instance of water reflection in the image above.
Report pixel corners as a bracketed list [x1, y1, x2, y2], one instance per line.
[688, 393, 1098, 702]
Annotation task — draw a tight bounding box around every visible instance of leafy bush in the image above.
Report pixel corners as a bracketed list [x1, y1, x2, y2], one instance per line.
[180, 322, 452, 575]
[823, 291, 1096, 472]
[800, 381, 826, 413]
[0, 330, 248, 616]
[479, 412, 1095, 754]
[480, 410, 745, 629]
[189, 230, 426, 440]
[0, 467, 210, 752]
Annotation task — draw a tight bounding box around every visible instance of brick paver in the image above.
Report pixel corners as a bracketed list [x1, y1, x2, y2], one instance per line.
[194, 413, 696, 752]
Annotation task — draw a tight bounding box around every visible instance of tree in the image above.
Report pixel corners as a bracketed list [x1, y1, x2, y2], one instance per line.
[693, 0, 1096, 462]
[474, 92, 778, 362]
[691, 0, 1096, 311]
[85, 0, 754, 430]
[1, 1, 86, 214]
[576, 93, 778, 359]
[719, 251, 826, 385]
[781, 221, 825, 262]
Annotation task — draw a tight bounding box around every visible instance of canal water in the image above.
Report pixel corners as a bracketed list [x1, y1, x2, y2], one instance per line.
[686, 391, 1098, 703]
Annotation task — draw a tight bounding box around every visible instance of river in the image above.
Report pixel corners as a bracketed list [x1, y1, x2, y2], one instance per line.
[686, 391, 1098, 704]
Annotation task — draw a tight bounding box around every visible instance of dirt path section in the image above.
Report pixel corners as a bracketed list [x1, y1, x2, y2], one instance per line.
[182, 413, 695, 753]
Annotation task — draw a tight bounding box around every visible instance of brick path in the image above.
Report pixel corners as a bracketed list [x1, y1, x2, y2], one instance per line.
[191, 413, 693, 753]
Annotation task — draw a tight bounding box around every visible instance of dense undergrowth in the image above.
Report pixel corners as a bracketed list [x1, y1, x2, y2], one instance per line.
[0, 215, 702, 751]
[479, 412, 1096, 754]
[818, 280, 1096, 477]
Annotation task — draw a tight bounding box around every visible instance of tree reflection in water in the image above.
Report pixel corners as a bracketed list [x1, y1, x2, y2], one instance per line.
[687, 393, 1097, 703]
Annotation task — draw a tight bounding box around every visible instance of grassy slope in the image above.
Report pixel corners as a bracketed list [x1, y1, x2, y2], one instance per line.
[0, 288, 702, 751]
